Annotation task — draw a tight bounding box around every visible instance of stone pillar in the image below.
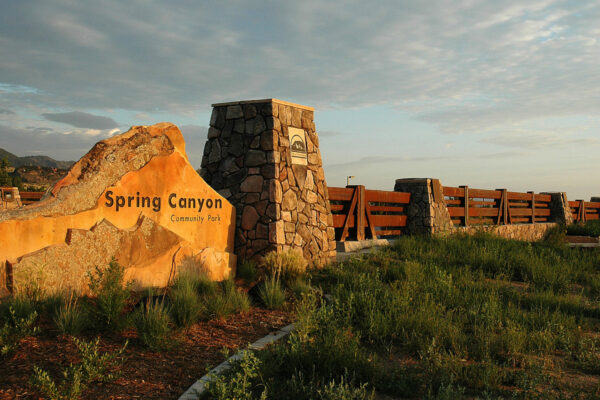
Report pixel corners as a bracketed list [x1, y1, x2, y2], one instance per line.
[394, 178, 453, 235]
[200, 99, 336, 264]
[542, 192, 574, 225]
[2, 187, 22, 209]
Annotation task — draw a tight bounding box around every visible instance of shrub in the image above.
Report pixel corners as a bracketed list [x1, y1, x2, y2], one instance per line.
[1, 306, 39, 357]
[237, 259, 259, 283]
[30, 365, 84, 400]
[262, 249, 308, 286]
[30, 337, 127, 400]
[54, 293, 89, 335]
[202, 350, 267, 400]
[282, 370, 375, 400]
[573, 337, 600, 374]
[132, 299, 172, 351]
[258, 276, 286, 309]
[5, 293, 37, 321]
[170, 273, 202, 328]
[87, 259, 131, 331]
[289, 279, 313, 300]
[74, 336, 128, 383]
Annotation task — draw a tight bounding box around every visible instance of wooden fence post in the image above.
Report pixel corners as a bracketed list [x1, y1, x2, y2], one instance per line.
[356, 185, 366, 241]
[578, 200, 586, 223]
[528, 191, 536, 223]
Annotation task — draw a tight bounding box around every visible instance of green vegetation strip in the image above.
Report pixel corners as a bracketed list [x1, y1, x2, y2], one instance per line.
[178, 323, 295, 400]
[197, 230, 600, 399]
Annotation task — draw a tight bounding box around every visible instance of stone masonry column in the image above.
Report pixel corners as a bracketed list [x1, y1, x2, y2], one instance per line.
[394, 178, 453, 235]
[200, 99, 336, 264]
[542, 192, 574, 225]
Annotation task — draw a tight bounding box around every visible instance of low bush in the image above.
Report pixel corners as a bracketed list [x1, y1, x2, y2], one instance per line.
[1, 306, 39, 357]
[202, 350, 267, 400]
[30, 337, 127, 400]
[132, 299, 172, 351]
[4, 293, 37, 322]
[289, 279, 313, 300]
[87, 259, 131, 331]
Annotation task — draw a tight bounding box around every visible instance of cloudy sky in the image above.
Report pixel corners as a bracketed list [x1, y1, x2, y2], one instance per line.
[1, 0, 598, 199]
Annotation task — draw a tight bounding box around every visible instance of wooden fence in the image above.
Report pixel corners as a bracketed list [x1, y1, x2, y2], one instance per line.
[328, 185, 410, 242]
[569, 200, 600, 223]
[443, 186, 552, 226]
[19, 191, 45, 205]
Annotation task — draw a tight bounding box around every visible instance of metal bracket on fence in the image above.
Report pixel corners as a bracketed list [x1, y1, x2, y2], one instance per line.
[460, 185, 469, 227]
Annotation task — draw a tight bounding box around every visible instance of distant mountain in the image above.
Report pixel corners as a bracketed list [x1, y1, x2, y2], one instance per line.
[0, 148, 74, 169]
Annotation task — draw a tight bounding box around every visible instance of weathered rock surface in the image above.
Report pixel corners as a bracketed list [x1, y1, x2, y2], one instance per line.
[1, 123, 236, 294]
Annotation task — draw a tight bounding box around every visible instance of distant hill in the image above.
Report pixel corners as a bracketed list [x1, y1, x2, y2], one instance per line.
[0, 148, 74, 169]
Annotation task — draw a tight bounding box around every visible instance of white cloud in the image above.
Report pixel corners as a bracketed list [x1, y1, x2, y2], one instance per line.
[1, 0, 600, 179]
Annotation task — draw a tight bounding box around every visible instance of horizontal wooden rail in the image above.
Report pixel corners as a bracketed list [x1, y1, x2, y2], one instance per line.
[19, 191, 45, 205]
[328, 186, 410, 242]
[569, 200, 600, 223]
[443, 186, 552, 227]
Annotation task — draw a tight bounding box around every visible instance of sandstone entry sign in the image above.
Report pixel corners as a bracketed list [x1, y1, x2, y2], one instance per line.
[0, 123, 236, 295]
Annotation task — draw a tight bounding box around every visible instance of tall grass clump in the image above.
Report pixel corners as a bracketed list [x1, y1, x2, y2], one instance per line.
[132, 299, 172, 351]
[202, 279, 251, 320]
[169, 272, 202, 328]
[262, 249, 308, 286]
[87, 259, 131, 331]
[258, 275, 286, 309]
[53, 293, 89, 335]
[237, 259, 259, 283]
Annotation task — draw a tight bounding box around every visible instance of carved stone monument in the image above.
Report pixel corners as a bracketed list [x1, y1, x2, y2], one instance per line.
[200, 99, 336, 264]
[0, 123, 236, 295]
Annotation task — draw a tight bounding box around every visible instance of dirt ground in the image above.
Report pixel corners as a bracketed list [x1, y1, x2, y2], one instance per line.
[0, 307, 291, 400]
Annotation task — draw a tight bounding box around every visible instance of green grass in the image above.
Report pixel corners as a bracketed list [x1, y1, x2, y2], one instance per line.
[258, 277, 286, 309]
[202, 279, 251, 320]
[170, 272, 202, 328]
[568, 220, 600, 237]
[132, 299, 172, 351]
[53, 294, 89, 335]
[204, 232, 600, 399]
[236, 259, 259, 283]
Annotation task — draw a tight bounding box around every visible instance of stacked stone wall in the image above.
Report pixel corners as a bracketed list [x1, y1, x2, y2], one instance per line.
[456, 222, 558, 241]
[200, 99, 335, 264]
[394, 178, 453, 235]
[542, 192, 574, 225]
